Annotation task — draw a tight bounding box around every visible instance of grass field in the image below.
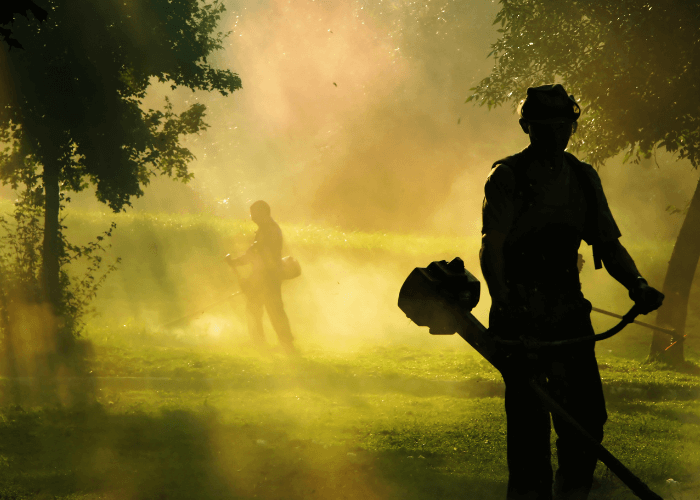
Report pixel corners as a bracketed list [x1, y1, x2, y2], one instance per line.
[1, 205, 700, 499]
[0, 335, 699, 500]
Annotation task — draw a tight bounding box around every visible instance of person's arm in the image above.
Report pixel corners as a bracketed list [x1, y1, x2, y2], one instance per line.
[258, 222, 283, 273]
[480, 164, 516, 308]
[480, 231, 510, 307]
[596, 240, 641, 289]
[580, 164, 664, 314]
[224, 232, 260, 267]
[224, 253, 246, 267]
[596, 240, 664, 314]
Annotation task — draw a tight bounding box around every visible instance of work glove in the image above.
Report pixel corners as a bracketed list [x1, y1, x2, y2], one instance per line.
[629, 278, 665, 315]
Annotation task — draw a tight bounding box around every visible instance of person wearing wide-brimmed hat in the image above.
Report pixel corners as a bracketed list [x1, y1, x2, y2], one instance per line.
[480, 84, 664, 500]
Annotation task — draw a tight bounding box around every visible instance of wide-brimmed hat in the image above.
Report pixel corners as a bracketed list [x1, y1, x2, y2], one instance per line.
[517, 84, 581, 123]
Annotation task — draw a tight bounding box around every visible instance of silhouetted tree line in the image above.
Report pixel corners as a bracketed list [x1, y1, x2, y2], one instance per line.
[0, 0, 241, 357]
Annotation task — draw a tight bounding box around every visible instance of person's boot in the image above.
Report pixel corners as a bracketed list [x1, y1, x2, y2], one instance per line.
[553, 491, 587, 500]
[251, 338, 268, 354]
[553, 466, 594, 500]
[553, 482, 589, 500]
[280, 341, 298, 357]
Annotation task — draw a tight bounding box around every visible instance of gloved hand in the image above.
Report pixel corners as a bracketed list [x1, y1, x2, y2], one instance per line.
[629, 278, 665, 314]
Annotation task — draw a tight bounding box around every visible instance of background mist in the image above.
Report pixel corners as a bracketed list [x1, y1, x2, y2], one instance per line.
[138, 0, 697, 239]
[1, 0, 698, 348]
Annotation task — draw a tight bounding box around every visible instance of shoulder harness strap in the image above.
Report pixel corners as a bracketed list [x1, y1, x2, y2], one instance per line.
[491, 150, 535, 217]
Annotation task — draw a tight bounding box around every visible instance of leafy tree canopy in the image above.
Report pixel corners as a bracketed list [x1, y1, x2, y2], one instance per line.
[467, 0, 700, 168]
[0, 0, 48, 49]
[0, 0, 242, 211]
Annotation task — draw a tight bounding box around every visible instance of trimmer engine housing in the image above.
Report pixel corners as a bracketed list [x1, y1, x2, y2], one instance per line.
[398, 257, 499, 366]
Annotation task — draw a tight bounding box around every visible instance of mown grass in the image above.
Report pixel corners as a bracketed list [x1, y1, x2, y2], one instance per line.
[82, 327, 700, 393]
[1, 333, 698, 499]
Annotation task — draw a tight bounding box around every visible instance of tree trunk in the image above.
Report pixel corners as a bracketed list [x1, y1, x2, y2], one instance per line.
[649, 176, 700, 364]
[0, 290, 19, 402]
[41, 161, 70, 353]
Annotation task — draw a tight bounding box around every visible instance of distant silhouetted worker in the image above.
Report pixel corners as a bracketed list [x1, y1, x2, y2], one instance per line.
[480, 84, 664, 500]
[225, 200, 295, 354]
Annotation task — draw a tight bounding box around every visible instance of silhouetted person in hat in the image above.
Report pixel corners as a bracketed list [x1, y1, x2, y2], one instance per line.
[225, 200, 295, 354]
[480, 84, 664, 500]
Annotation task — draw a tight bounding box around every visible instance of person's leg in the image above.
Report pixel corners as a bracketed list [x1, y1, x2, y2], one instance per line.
[549, 346, 607, 500]
[491, 306, 553, 500]
[504, 370, 554, 500]
[262, 283, 294, 351]
[246, 295, 266, 346]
